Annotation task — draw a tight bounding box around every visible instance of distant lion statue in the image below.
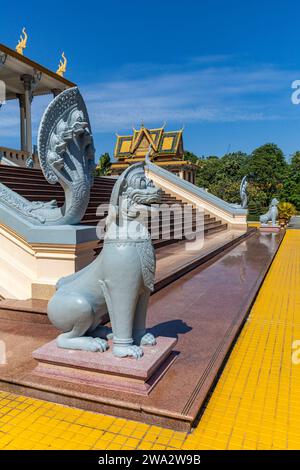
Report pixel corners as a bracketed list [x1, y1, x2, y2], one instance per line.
[259, 198, 279, 227]
[47, 161, 162, 359]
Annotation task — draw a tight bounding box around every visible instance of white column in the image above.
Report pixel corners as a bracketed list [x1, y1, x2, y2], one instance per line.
[0, 52, 7, 110]
[21, 74, 33, 154]
[17, 94, 26, 151]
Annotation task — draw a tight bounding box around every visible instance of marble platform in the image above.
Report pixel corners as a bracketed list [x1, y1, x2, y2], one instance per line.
[0, 228, 253, 324]
[0, 230, 285, 430]
[259, 225, 281, 233]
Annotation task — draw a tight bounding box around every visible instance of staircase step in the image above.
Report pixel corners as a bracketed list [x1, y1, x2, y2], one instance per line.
[0, 228, 255, 323]
[0, 299, 48, 324]
[0, 165, 229, 254]
[149, 221, 222, 239]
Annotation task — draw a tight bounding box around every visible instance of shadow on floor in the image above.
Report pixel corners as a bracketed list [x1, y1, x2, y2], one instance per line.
[149, 319, 193, 339]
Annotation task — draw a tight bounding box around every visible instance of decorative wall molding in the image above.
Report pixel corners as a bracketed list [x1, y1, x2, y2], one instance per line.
[0, 222, 98, 300]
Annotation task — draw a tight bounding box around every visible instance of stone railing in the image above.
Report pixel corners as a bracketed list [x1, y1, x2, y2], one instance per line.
[146, 161, 248, 228]
[0, 146, 39, 169]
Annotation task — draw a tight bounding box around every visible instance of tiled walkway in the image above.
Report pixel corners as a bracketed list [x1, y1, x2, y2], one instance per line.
[0, 230, 299, 450]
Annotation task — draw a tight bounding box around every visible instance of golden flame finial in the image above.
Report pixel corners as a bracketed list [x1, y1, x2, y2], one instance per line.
[56, 52, 67, 77]
[16, 27, 28, 55]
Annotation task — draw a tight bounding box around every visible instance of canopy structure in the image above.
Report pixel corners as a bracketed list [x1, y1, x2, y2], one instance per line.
[0, 43, 75, 160]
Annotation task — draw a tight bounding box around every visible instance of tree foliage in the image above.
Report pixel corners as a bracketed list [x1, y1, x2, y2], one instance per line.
[183, 150, 199, 164]
[95, 152, 112, 176]
[96, 145, 300, 213]
[186, 143, 300, 212]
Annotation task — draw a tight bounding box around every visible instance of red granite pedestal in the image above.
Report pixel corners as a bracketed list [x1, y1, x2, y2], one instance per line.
[32, 337, 177, 396]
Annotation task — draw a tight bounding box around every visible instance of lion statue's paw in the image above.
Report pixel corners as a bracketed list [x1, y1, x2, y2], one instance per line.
[83, 337, 108, 352]
[56, 335, 109, 352]
[113, 344, 144, 359]
[140, 332, 156, 346]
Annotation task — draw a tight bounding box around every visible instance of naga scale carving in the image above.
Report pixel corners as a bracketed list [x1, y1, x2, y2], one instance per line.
[0, 87, 95, 225]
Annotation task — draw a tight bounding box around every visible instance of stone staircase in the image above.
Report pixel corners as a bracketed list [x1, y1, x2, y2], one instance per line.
[0, 165, 254, 323]
[0, 165, 228, 252]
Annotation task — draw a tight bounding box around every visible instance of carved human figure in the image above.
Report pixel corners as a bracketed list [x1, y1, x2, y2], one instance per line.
[240, 176, 248, 209]
[47, 162, 162, 359]
[259, 198, 279, 227]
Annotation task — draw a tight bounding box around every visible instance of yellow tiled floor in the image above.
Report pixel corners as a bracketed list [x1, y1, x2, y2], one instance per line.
[247, 222, 260, 227]
[0, 230, 300, 450]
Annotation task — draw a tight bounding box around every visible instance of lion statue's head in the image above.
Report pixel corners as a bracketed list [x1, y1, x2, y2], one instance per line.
[104, 162, 161, 241]
[110, 162, 161, 218]
[270, 198, 279, 207]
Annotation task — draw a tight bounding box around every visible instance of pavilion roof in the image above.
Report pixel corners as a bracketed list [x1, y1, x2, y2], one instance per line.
[0, 44, 75, 100]
[114, 125, 184, 160]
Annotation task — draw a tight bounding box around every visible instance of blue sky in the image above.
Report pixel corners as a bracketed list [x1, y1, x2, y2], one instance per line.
[1, 0, 300, 160]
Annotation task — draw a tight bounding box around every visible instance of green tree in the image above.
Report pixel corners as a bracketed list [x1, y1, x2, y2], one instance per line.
[247, 185, 268, 209]
[249, 143, 287, 197]
[193, 143, 299, 215]
[209, 178, 240, 203]
[95, 152, 111, 176]
[196, 156, 222, 188]
[219, 152, 249, 179]
[183, 150, 199, 164]
[291, 151, 300, 174]
[279, 151, 300, 210]
[196, 152, 250, 203]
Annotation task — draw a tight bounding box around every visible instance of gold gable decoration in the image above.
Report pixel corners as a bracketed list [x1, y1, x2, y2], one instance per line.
[162, 136, 174, 151]
[120, 140, 131, 153]
[16, 27, 28, 55]
[56, 52, 67, 77]
[114, 124, 183, 161]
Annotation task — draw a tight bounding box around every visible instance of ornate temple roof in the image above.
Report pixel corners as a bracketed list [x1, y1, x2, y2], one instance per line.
[114, 124, 184, 161]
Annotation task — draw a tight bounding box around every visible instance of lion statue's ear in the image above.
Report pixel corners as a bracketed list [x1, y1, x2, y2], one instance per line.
[110, 162, 145, 208]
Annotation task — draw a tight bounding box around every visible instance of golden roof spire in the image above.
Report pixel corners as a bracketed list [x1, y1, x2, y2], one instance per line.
[16, 27, 28, 55]
[56, 52, 67, 77]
